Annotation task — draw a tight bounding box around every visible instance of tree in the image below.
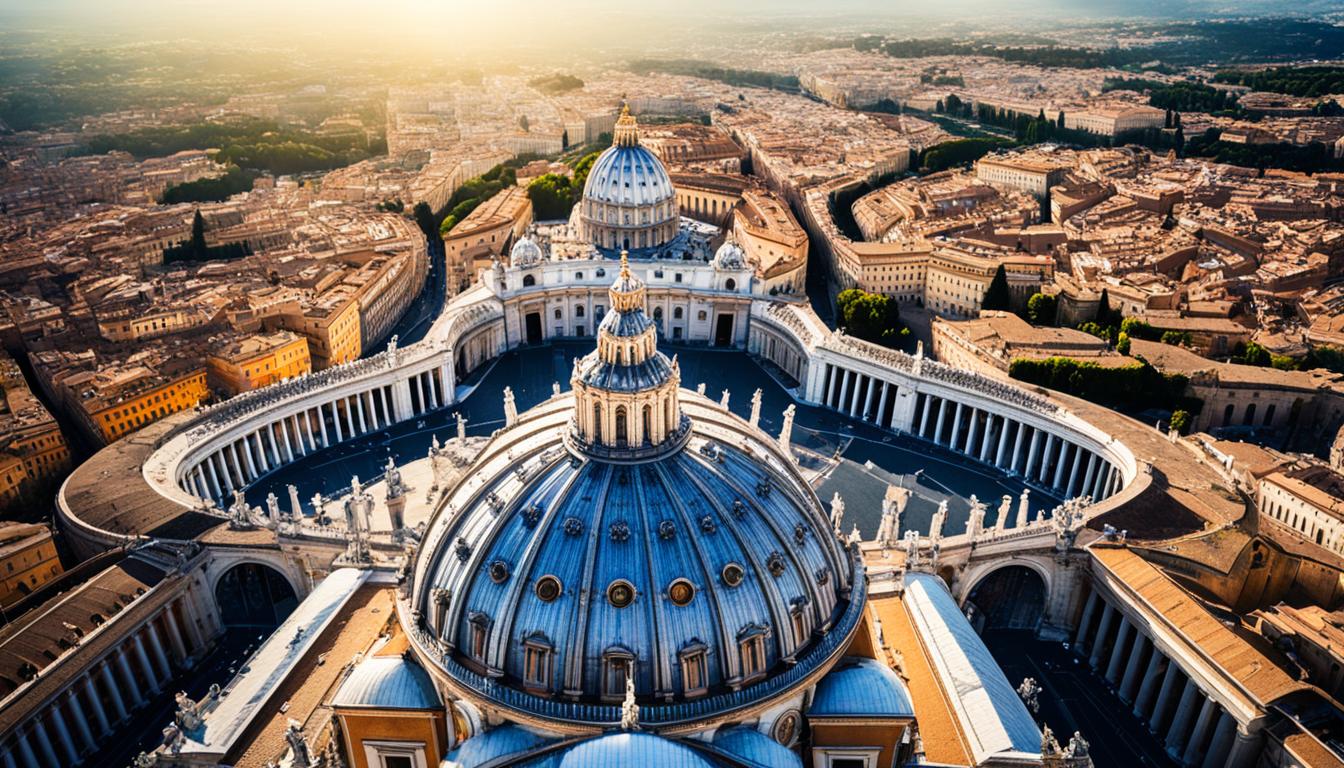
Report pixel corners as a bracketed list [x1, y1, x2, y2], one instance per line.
[836, 288, 906, 348]
[413, 201, 440, 244]
[1026, 292, 1057, 325]
[190, 210, 207, 258]
[982, 264, 1012, 312]
[1236, 341, 1271, 367]
[1170, 409, 1191, 434]
[527, 173, 576, 219]
[1057, 111, 1065, 129]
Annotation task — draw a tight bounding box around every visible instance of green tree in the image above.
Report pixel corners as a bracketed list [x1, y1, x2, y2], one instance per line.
[836, 288, 906, 348]
[413, 201, 440, 244]
[982, 264, 1012, 312]
[190, 209, 207, 258]
[1170, 409, 1191, 434]
[527, 173, 577, 219]
[1236, 341, 1272, 367]
[1026, 292, 1057, 325]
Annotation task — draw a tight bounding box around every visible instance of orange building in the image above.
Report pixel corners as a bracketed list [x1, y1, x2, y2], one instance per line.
[0, 522, 62, 607]
[206, 330, 312, 395]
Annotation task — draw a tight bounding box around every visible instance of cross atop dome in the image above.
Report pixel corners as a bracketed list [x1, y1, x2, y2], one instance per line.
[613, 103, 641, 148]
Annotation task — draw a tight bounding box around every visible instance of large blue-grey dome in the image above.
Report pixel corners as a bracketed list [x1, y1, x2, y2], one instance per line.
[583, 144, 677, 208]
[408, 262, 862, 731]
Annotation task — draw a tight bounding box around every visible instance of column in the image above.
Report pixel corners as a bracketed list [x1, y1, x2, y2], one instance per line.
[1081, 453, 1099, 500]
[1009, 425, 1028, 474]
[995, 419, 1012, 467]
[29, 719, 58, 768]
[825, 365, 838, 408]
[1133, 646, 1167, 720]
[980, 416, 997, 463]
[279, 418, 295, 462]
[1025, 429, 1043, 479]
[1052, 441, 1070, 490]
[918, 393, 932, 437]
[415, 374, 428, 415]
[1074, 590, 1099, 649]
[1066, 448, 1085, 498]
[162, 606, 189, 660]
[211, 453, 232, 493]
[1224, 726, 1261, 768]
[65, 691, 95, 753]
[264, 424, 282, 465]
[376, 388, 392, 429]
[132, 633, 161, 694]
[1119, 631, 1150, 702]
[1088, 602, 1116, 668]
[964, 408, 981, 455]
[203, 462, 221, 498]
[82, 676, 110, 735]
[933, 398, 948, 444]
[1150, 663, 1184, 734]
[240, 437, 258, 478]
[1038, 434, 1056, 484]
[876, 382, 891, 427]
[302, 412, 318, 451]
[317, 407, 330, 446]
[427, 374, 441, 409]
[355, 393, 369, 432]
[290, 415, 307, 456]
[227, 441, 246, 484]
[863, 376, 878, 421]
[1165, 678, 1202, 756]
[1105, 617, 1133, 684]
[949, 403, 964, 449]
[343, 397, 357, 435]
[1182, 696, 1220, 766]
[331, 402, 344, 442]
[1201, 711, 1237, 768]
[848, 375, 864, 418]
[1, 740, 17, 768]
[101, 661, 130, 720]
[252, 432, 270, 472]
[1092, 460, 1109, 501]
[145, 623, 172, 679]
[48, 704, 79, 763]
[15, 728, 38, 768]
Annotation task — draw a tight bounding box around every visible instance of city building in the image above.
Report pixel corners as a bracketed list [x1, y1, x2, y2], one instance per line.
[0, 523, 62, 608]
[205, 331, 312, 396]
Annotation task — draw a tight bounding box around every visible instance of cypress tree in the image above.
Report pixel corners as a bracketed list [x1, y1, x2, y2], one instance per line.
[982, 264, 1012, 312]
[190, 210, 207, 259]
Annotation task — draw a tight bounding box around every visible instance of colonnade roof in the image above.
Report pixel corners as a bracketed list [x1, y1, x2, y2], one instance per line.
[1090, 544, 1308, 708]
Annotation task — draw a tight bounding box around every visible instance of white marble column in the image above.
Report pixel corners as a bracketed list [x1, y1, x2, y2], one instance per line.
[29, 720, 58, 768]
[1038, 434, 1056, 484]
[131, 633, 161, 694]
[252, 432, 270, 472]
[1150, 663, 1184, 734]
[48, 703, 79, 763]
[81, 676, 110, 735]
[863, 376, 878, 421]
[917, 393, 932, 437]
[1164, 678, 1202, 756]
[1201, 711, 1238, 768]
[101, 661, 130, 720]
[1133, 646, 1167, 720]
[162, 606, 189, 660]
[1105, 617, 1133, 683]
[1182, 696, 1220, 766]
[964, 408, 980, 455]
[15, 729, 38, 768]
[933, 398, 948, 444]
[1074, 590, 1099, 649]
[355, 393, 369, 432]
[317, 408, 330, 446]
[65, 691, 95, 753]
[979, 417, 997, 463]
[1052, 441, 1070, 490]
[1223, 726, 1261, 768]
[1119, 631, 1149, 702]
[1066, 448, 1085, 497]
[825, 365, 838, 408]
[1081, 453, 1099, 499]
[1009, 424, 1028, 473]
[415, 374, 428, 415]
[995, 419, 1012, 467]
[331, 402, 344, 442]
[145, 623, 172, 679]
[1088, 602, 1116, 668]
[1024, 428, 1043, 478]
[949, 403, 964, 448]
[279, 418, 295, 461]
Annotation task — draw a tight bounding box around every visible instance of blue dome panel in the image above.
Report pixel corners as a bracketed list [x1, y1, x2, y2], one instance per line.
[557, 733, 717, 768]
[809, 657, 914, 718]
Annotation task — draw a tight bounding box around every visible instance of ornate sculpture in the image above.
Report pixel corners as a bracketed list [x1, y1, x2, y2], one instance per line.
[829, 492, 846, 536]
[227, 490, 255, 530]
[284, 719, 312, 767]
[1017, 489, 1031, 528]
[620, 666, 640, 731]
[720, 389, 730, 409]
[965, 495, 986, 542]
[386, 334, 399, 367]
[930, 500, 947, 544]
[779, 404, 796, 456]
[456, 412, 467, 441]
[175, 691, 203, 731]
[749, 388, 762, 428]
[503, 387, 518, 426]
[1017, 677, 1040, 713]
[877, 485, 909, 549]
[997, 495, 1012, 532]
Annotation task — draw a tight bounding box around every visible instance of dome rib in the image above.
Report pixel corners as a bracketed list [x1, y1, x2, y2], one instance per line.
[486, 460, 585, 668]
[630, 464, 673, 697]
[561, 463, 616, 696]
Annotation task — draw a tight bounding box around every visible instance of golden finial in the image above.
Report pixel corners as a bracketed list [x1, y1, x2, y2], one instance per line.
[619, 250, 630, 278]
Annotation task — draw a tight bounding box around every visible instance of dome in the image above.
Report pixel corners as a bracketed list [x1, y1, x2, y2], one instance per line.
[577, 106, 680, 254]
[583, 144, 677, 208]
[711, 727, 804, 768]
[556, 733, 716, 768]
[511, 236, 544, 267]
[713, 240, 746, 271]
[331, 655, 441, 710]
[808, 657, 914, 718]
[408, 265, 862, 730]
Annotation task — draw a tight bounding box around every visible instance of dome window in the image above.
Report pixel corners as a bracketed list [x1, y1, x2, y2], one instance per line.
[679, 641, 708, 698]
[535, 575, 562, 603]
[523, 633, 554, 692]
[607, 579, 636, 608]
[721, 563, 745, 587]
[489, 560, 511, 584]
[668, 578, 695, 607]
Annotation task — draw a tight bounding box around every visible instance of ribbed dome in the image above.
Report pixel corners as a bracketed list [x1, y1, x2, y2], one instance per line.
[583, 145, 677, 208]
[713, 240, 746, 270]
[510, 236, 544, 267]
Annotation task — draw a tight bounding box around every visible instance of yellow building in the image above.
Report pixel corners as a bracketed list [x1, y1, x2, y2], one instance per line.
[206, 331, 312, 395]
[273, 293, 363, 370]
[76, 362, 209, 444]
[443, 185, 533, 295]
[0, 352, 70, 502]
[0, 522, 63, 607]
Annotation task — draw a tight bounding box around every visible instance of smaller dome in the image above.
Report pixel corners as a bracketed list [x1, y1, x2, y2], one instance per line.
[713, 240, 746, 271]
[510, 237, 544, 267]
[809, 657, 913, 719]
[331, 656, 441, 710]
[451, 724, 557, 766]
[557, 733, 716, 768]
[712, 727, 804, 768]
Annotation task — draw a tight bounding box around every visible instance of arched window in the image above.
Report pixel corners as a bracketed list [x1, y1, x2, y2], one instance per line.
[1264, 404, 1276, 425]
[642, 404, 653, 445]
[1243, 403, 1257, 426]
[575, 271, 584, 280]
[615, 406, 628, 445]
[602, 648, 635, 701]
[576, 305, 585, 317]
[1223, 403, 1235, 426]
[593, 402, 602, 442]
[522, 274, 536, 287]
[554, 308, 563, 320]
[725, 278, 736, 291]
[673, 307, 683, 320]
[654, 307, 664, 321]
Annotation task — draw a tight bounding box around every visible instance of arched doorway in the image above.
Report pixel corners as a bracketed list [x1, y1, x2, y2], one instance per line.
[965, 565, 1046, 632]
[615, 406, 628, 445]
[214, 562, 299, 628]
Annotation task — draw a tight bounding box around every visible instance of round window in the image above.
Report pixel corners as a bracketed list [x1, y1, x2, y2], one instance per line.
[607, 579, 636, 608]
[721, 563, 745, 588]
[535, 575, 562, 602]
[668, 578, 695, 606]
[489, 560, 510, 584]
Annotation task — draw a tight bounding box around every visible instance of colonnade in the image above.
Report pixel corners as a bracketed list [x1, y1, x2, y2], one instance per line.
[0, 594, 215, 768]
[815, 361, 1121, 502]
[1073, 589, 1261, 768]
[185, 365, 451, 506]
